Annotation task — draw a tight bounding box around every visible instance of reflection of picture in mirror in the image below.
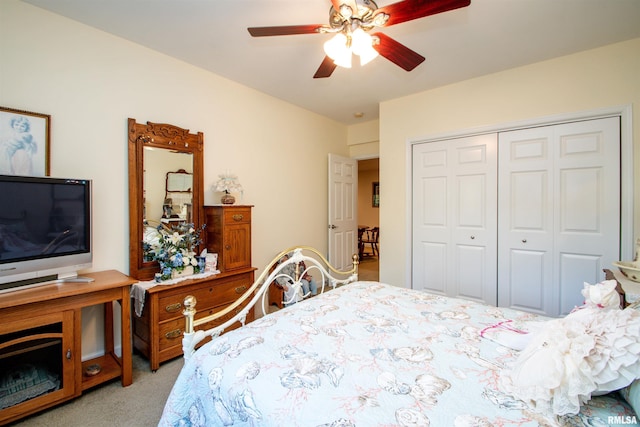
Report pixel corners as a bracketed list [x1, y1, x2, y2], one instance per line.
[166, 170, 193, 192]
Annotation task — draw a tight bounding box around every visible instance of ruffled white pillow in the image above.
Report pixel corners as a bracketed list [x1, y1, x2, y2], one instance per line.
[501, 306, 640, 416]
[581, 279, 621, 309]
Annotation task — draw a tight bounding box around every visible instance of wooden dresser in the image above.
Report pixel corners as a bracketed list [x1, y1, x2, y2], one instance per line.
[204, 205, 253, 272]
[132, 205, 255, 371]
[132, 269, 255, 371]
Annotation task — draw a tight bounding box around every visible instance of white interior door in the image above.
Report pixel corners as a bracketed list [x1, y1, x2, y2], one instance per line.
[498, 117, 620, 316]
[412, 134, 498, 305]
[328, 154, 358, 270]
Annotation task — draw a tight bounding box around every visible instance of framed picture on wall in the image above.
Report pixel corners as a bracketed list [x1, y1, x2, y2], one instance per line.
[0, 106, 50, 176]
[372, 182, 380, 208]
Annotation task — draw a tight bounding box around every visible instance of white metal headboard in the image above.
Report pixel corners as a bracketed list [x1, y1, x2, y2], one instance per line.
[181, 246, 359, 359]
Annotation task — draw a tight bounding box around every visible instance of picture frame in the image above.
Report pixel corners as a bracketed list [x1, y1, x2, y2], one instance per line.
[0, 106, 50, 176]
[372, 181, 380, 208]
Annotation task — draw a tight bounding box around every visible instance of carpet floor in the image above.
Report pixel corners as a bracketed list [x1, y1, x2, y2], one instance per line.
[10, 353, 183, 427]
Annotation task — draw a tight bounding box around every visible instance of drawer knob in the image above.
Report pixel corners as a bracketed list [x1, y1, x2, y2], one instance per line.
[232, 214, 244, 221]
[165, 329, 182, 339]
[165, 302, 182, 313]
[235, 285, 247, 294]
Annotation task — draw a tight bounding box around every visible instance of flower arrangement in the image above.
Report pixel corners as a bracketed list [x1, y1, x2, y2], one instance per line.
[214, 172, 243, 204]
[149, 223, 206, 281]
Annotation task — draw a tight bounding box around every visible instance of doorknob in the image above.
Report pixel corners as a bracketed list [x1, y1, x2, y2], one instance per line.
[328, 225, 337, 229]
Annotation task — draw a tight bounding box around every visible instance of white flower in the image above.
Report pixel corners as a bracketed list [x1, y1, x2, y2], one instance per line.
[214, 173, 243, 193]
[169, 232, 183, 245]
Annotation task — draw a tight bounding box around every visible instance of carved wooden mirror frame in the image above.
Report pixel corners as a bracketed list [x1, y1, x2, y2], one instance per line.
[128, 118, 204, 281]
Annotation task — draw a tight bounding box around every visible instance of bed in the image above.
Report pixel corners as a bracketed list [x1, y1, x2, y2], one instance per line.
[159, 246, 640, 426]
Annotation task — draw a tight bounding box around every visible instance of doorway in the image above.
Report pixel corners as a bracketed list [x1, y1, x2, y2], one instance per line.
[358, 158, 379, 281]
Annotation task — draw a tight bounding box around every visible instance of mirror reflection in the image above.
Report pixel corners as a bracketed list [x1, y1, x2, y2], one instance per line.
[144, 149, 193, 225]
[142, 149, 194, 262]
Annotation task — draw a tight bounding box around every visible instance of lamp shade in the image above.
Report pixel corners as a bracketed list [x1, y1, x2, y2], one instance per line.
[351, 28, 371, 56]
[358, 42, 379, 65]
[324, 33, 352, 68]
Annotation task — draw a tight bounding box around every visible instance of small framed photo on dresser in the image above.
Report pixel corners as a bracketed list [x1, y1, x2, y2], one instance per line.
[0, 106, 50, 176]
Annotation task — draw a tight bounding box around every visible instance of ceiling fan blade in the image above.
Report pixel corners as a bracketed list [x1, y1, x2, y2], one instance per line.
[248, 25, 324, 37]
[372, 32, 425, 71]
[313, 56, 338, 79]
[376, 0, 471, 27]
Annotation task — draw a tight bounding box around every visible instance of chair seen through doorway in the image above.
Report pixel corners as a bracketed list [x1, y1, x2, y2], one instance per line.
[361, 227, 379, 257]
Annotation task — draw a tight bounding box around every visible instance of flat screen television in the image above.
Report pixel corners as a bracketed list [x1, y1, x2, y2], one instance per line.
[0, 175, 92, 292]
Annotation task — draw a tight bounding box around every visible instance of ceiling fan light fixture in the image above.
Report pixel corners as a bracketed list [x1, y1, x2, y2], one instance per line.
[324, 33, 352, 68]
[333, 50, 353, 68]
[350, 28, 371, 55]
[350, 27, 378, 65]
[358, 43, 379, 65]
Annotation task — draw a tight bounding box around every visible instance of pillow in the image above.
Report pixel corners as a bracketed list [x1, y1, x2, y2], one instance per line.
[581, 279, 622, 309]
[500, 306, 640, 416]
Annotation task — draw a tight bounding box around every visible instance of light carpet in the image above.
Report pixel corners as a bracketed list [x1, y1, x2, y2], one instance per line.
[11, 354, 183, 427]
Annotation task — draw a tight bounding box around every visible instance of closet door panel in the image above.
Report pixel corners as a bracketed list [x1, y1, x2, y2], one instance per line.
[451, 139, 497, 305]
[413, 165, 449, 294]
[416, 242, 448, 294]
[498, 128, 555, 314]
[559, 253, 601, 314]
[509, 171, 548, 230]
[498, 117, 620, 316]
[413, 134, 497, 304]
[554, 118, 620, 314]
[456, 245, 488, 301]
[508, 249, 546, 311]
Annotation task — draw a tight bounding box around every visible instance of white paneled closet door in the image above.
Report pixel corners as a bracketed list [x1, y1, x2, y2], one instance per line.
[412, 134, 498, 305]
[497, 117, 620, 316]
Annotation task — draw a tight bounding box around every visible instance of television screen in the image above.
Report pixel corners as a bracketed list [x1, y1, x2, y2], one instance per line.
[0, 175, 92, 289]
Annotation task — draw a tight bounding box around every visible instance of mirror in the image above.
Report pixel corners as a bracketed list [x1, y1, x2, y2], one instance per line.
[128, 118, 204, 281]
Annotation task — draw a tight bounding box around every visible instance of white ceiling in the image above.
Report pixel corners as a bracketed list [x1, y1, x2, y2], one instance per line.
[23, 0, 640, 125]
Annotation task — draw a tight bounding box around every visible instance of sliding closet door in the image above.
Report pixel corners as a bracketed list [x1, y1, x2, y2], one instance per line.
[497, 117, 620, 316]
[412, 134, 498, 305]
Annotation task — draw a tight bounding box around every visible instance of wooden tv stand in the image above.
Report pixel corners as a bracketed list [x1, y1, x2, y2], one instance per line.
[0, 270, 135, 425]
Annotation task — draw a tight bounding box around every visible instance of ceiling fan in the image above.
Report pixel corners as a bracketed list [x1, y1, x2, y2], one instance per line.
[248, 0, 471, 78]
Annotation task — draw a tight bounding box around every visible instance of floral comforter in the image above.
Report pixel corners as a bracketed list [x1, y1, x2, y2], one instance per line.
[159, 281, 635, 426]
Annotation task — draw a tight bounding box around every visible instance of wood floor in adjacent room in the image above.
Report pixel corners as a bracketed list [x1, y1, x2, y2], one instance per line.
[357, 255, 379, 282]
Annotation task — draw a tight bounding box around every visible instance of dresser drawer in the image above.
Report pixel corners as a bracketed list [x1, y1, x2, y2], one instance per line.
[157, 272, 253, 322]
[158, 302, 254, 352]
[222, 207, 251, 225]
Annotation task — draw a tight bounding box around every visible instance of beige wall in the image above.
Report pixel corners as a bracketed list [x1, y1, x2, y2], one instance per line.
[348, 119, 379, 159]
[379, 38, 640, 288]
[0, 0, 349, 357]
